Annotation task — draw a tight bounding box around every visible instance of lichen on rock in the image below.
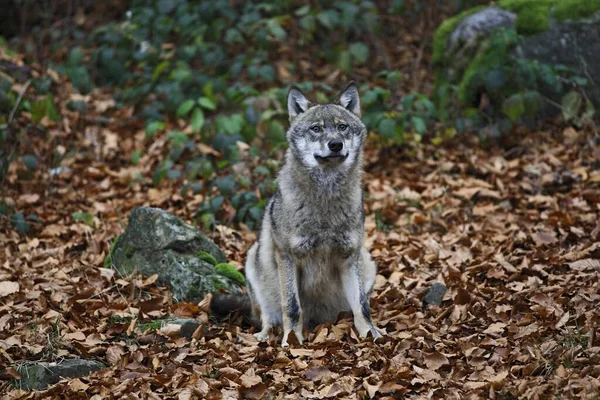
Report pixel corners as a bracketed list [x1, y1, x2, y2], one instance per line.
[433, 0, 600, 121]
[109, 207, 242, 302]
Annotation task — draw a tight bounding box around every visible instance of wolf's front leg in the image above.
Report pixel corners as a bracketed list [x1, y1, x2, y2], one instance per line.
[341, 253, 380, 339]
[278, 254, 304, 346]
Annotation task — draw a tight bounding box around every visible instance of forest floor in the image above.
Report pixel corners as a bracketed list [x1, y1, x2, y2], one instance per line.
[1, 84, 599, 398]
[1, 4, 600, 398]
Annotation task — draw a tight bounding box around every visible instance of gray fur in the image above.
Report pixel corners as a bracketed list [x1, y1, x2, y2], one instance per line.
[245, 82, 381, 346]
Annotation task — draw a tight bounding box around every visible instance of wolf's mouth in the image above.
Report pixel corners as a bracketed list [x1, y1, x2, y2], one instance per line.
[314, 154, 348, 163]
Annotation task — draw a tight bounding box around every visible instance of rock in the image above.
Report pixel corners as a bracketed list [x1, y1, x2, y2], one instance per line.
[14, 358, 105, 391]
[449, 8, 516, 54]
[434, 1, 600, 122]
[110, 207, 242, 302]
[422, 282, 447, 309]
[140, 317, 201, 340]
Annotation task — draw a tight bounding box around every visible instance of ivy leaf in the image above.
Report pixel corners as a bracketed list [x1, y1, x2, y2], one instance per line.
[349, 42, 369, 64]
[561, 91, 581, 122]
[522, 90, 543, 117]
[197, 96, 217, 111]
[502, 93, 525, 122]
[190, 108, 205, 133]
[145, 121, 165, 137]
[411, 116, 427, 134]
[11, 213, 29, 235]
[378, 118, 397, 139]
[22, 155, 38, 171]
[267, 19, 287, 41]
[176, 99, 195, 118]
[295, 5, 311, 16]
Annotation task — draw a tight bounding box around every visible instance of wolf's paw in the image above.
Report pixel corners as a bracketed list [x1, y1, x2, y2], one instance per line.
[281, 329, 304, 347]
[357, 325, 384, 340]
[371, 327, 385, 339]
[254, 331, 269, 341]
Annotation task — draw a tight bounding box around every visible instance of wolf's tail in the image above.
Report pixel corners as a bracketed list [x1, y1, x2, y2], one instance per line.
[210, 293, 252, 317]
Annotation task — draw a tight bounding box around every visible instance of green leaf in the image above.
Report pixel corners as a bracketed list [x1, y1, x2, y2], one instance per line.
[69, 46, 84, 66]
[337, 51, 351, 73]
[168, 130, 188, 147]
[349, 42, 369, 64]
[190, 108, 205, 133]
[215, 175, 237, 196]
[267, 19, 287, 41]
[582, 99, 596, 121]
[131, 150, 142, 165]
[22, 155, 38, 171]
[295, 5, 311, 16]
[378, 118, 397, 139]
[31, 95, 58, 122]
[561, 91, 582, 122]
[502, 93, 525, 122]
[11, 213, 29, 235]
[317, 10, 338, 29]
[176, 99, 195, 117]
[72, 211, 95, 227]
[522, 90, 543, 117]
[197, 96, 217, 110]
[152, 60, 170, 82]
[145, 121, 165, 137]
[411, 116, 427, 134]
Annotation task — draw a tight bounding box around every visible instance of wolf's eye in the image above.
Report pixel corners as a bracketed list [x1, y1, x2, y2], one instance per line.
[338, 124, 348, 131]
[310, 126, 322, 133]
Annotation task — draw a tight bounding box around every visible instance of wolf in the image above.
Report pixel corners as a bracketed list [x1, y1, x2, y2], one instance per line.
[214, 82, 381, 346]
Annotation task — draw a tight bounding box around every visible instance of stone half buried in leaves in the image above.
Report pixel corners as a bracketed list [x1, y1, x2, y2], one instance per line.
[108, 207, 243, 302]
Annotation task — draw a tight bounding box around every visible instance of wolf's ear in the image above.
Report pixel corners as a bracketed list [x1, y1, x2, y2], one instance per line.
[336, 81, 361, 117]
[288, 86, 310, 121]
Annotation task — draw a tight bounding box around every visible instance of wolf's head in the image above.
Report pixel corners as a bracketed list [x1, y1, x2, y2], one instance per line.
[285, 82, 367, 176]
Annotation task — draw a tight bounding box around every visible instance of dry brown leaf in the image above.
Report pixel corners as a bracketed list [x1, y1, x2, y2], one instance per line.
[568, 259, 600, 271]
[423, 352, 449, 370]
[0, 281, 19, 297]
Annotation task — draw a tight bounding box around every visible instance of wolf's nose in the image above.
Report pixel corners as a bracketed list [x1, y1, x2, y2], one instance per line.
[328, 140, 343, 152]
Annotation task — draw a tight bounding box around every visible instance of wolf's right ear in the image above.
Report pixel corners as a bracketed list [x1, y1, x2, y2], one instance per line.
[288, 86, 310, 121]
[336, 81, 361, 117]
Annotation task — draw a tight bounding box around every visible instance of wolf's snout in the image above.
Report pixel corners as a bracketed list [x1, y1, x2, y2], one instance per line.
[328, 140, 344, 152]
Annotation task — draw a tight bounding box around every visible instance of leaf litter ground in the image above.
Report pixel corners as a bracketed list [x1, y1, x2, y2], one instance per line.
[2, 110, 600, 398]
[1, 43, 600, 400]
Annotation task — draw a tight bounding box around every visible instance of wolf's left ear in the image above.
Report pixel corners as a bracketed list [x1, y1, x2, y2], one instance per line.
[336, 81, 361, 117]
[288, 86, 310, 121]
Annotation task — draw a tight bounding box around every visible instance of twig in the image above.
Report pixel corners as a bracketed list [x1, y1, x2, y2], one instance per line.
[8, 79, 31, 126]
[368, 31, 391, 72]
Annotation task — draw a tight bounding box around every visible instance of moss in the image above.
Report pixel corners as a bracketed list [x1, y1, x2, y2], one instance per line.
[138, 320, 163, 332]
[215, 263, 245, 286]
[124, 247, 136, 257]
[186, 285, 204, 300]
[196, 251, 217, 266]
[498, 0, 600, 35]
[498, 0, 554, 35]
[432, 5, 486, 65]
[458, 29, 518, 105]
[435, 0, 600, 64]
[553, 0, 600, 21]
[103, 235, 121, 268]
[515, 4, 551, 34]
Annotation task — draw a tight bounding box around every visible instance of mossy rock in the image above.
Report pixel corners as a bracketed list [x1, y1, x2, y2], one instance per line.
[14, 359, 105, 391]
[433, 1, 600, 121]
[138, 317, 201, 340]
[109, 207, 241, 302]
